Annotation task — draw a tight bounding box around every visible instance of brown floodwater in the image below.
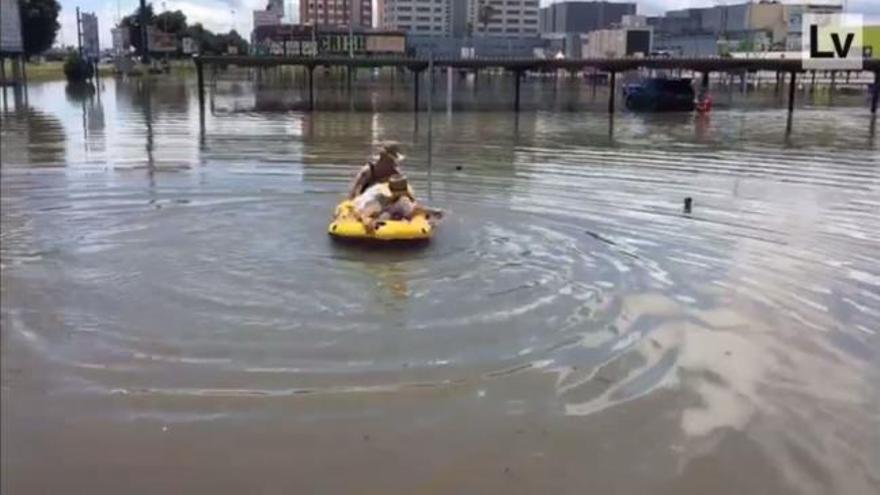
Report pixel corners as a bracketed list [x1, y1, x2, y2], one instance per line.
[1, 73, 879, 494]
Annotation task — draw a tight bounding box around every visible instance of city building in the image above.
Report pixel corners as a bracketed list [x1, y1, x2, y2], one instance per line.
[468, 0, 540, 38]
[582, 14, 651, 58]
[300, 0, 373, 28]
[647, 1, 828, 57]
[252, 24, 405, 55]
[381, 0, 449, 35]
[254, 0, 285, 28]
[866, 25, 880, 59]
[539, 1, 636, 34]
[539, 2, 636, 58]
[449, 0, 469, 38]
[406, 35, 545, 57]
[785, 2, 844, 51]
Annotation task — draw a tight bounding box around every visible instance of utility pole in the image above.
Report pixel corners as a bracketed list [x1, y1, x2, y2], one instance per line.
[139, 0, 150, 64]
[76, 7, 83, 56]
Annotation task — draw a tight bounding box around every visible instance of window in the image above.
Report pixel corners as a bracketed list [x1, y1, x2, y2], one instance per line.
[399, 24, 411, 30]
[398, 15, 411, 21]
[416, 25, 431, 31]
[399, 6, 411, 11]
[488, 27, 501, 32]
[416, 6, 430, 12]
[525, 0, 537, 5]
[505, 27, 519, 32]
[508, 18, 520, 23]
[416, 16, 430, 21]
[523, 19, 537, 24]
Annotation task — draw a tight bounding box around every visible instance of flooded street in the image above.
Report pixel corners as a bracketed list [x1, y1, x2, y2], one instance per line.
[2, 74, 879, 494]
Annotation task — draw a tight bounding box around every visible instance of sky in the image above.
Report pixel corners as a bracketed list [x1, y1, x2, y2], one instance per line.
[54, 0, 880, 50]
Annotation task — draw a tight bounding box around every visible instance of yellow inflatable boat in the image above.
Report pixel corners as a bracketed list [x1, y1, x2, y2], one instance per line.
[328, 200, 433, 241]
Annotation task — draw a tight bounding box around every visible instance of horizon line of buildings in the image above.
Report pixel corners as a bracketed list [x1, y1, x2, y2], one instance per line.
[249, 1, 864, 59]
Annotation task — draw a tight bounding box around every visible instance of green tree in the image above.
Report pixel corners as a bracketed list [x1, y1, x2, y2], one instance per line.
[185, 24, 249, 55]
[63, 50, 94, 82]
[120, 3, 155, 54]
[155, 10, 187, 37]
[477, 3, 497, 35]
[19, 0, 61, 58]
[221, 30, 248, 55]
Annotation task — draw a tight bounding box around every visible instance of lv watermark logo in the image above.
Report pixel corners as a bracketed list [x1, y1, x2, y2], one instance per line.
[802, 14, 863, 70]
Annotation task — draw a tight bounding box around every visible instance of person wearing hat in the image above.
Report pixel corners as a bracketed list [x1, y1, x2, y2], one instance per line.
[347, 143, 406, 200]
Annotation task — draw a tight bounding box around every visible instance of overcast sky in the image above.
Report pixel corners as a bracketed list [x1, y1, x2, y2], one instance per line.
[54, 0, 880, 50]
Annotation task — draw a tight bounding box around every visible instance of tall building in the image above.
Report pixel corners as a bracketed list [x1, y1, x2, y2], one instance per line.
[449, 0, 469, 37]
[469, 0, 540, 38]
[785, 2, 843, 51]
[300, 0, 373, 28]
[539, 1, 636, 34]
[381, 0, 449, 35]
[647, 1, 809, 56]
[254, 0, 285, 28]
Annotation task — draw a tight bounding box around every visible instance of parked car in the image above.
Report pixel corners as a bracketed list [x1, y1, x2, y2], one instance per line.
[624, 78, 696, 112]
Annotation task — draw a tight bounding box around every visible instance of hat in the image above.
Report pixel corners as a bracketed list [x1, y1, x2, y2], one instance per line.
[388, 174, 409, 193]
[377, 142, 405, 163]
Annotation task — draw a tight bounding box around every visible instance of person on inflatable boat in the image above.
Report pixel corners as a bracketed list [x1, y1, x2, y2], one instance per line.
[352, 175, 443, 233]
[347, 143, 406, 199]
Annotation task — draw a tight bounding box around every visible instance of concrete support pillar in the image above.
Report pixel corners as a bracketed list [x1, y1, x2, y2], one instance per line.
[513, 70, 522, 112]
[413, 69, 420, 112]
[871, 71, 879, 115]
[608, 70, 616, 114]
[308, 65, 315, 111]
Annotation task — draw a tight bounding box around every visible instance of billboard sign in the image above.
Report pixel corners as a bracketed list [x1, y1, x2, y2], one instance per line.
[112, 27, 130, 53]
[366, 35, 405, 54]
[182, 37, 197, 54]
[0, 0, 24, 53]
[81, 12, 100, 58]
[253, 10, 282, 28]
[147, 27, 177, 53]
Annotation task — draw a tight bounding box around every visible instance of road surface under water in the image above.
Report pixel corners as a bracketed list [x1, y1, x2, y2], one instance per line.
[2, 74, 879, 494]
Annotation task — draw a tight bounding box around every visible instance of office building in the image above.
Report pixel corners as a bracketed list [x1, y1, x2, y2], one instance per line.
[381, 0, 449, 35]
[254, 0, 285, 28]
[539, 1, 636, 34]
[785, 2, 844, 51]
[582, 15, 651, 58]
[301, 0, 373, 28]
[449, 0, 469, 38]
[469, 0, 540, 38]
[647, 1, 817, 56]
[539, 1, 635, 58]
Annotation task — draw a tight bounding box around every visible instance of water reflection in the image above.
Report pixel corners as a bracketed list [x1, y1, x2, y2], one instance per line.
[0, 106, 65, 167]
[2, 75, 879, 494]
[64, 81, 96, 103]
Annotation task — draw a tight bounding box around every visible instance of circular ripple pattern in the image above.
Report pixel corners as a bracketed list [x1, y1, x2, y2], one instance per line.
[2, 78, 878, 412]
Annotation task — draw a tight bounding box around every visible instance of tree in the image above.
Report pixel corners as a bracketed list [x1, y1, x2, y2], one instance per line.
[155, 10, 187, 37]
[63, 50, 94, 82]
[19, 0, 61, 58]
[222, 30, 248, 55]
[477, 2, 497, 35]
[120, 3, 155, 54]
[185, 24, 249, 55]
